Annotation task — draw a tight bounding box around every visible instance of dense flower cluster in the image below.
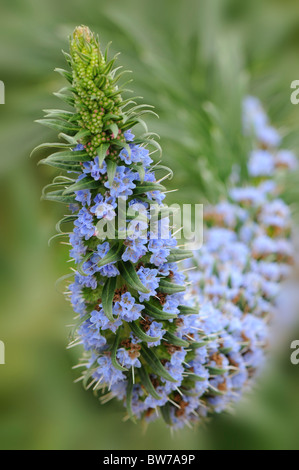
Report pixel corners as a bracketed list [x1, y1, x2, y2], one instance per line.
[183, 96, 297, 423]
[35, 26, 296, 429]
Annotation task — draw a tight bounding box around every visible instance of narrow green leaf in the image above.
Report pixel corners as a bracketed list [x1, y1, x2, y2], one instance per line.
[164, 332, 189, 348]
[77, 251, 94, 276]
[111, 328, 128, 372]
[30, 141, 73, 157]
[143, 301, 177, 320]
[53, 92, 75, 107]
[35, 118, 78, 134]
[63, 177, 99, 195]
[62, 50, 72, 66]
[48, 232, 70, 246]
[74, 129, 90, 141]
[126, 370, 136, 423]
[54, 67, 73, 83]
[102, 277, 117, 322]
[138, 366, 162, 400]
[160, 403, 172, 425]
[39, 159, 81, 172]
[133, 163, 145, 183]
[153, 164, 173, 180]
[207, 366, 228, 376]
[96, 143, 110, 166]
[133, 182, 165, 196]
[208, 384, 226, 396]
[178, 305, 199, 315]
[56, 215, 77, 233]
[43, 109, 75, 120]
[158, 279, 185, 294]
[41, 149, 90, 163]
[185, 373, 208, 382]
[129, 321, 160, 343]
[141, 346, 177, 383]
[108, 122, 119, 138]
[118, 261, 150, 294]
[58, 133, 77, 144]
[41, 190, 76, 204]
[97, 242, 123, 268]
[167, 249, 194, 263]
[106, 159, 117, 187]
[102, 113, 120, 123]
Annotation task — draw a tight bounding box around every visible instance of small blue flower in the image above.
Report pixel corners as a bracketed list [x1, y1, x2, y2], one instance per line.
[116, 348, 141, 368]
[124, 129, 135, 142]
[114, 292, 145, 322]
[147, 321, 166, 347]
[75, 189, 92, 206]
[137, 266, 159, 301]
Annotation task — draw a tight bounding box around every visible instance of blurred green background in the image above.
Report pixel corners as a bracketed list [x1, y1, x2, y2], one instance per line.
[1, 0, 299, 450]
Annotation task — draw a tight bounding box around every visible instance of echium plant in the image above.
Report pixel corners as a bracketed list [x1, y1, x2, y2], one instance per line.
[33, 26, 213, 428]
[185, 96, 297, 419]
[33, 26, 296, 429]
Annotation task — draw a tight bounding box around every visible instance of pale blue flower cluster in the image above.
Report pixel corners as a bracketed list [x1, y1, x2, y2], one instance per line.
[180, 96, 296, 424]
[67, 98, 296, 429]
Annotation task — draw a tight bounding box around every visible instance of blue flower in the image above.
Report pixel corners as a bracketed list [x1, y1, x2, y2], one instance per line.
[75, 189, 92, 206]
[90, 193, 116, 220]
[248, 150, 275, 177]
[90, 309, 122, 333]
[114, 292, 145, 322]
[137, 266, 159, 301]
[94, 355, 126, 387]
[104, 166, 137, 198]
[122, 238, 148, 263]
[116, 348, 141, 368]
[124, 129, 135, 142]
[74, 207, 95, 240]
[147, 321, 166, 347]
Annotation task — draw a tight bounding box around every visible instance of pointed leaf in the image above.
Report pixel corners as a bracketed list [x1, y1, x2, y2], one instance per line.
[54, 67, 73, 83]
[42, 190, 76, 204]
[111, 328, 128, 372]
[138, 366, 162, 400]
[129, 321, 160, 343]
[164, 332, 189, 348]
[63, 177, 99, 195]
[133, 163, 145, 183]
[97, 242, 123, 268]
[160, 403, 172, 425]
[96, 143, 110, 166]
[39, 159, 81, 172]
[41, 149, 90, 163]
[133, 182, 165, 195]
[30, 141, 73, 157]
[143, 301, 177, 321]
[102, 277, 117, 322]
[106, 159, 117, 187]
[141, 346, 177, 383]
[207, 366, 228, 376]
[178, 305, 199, 316]
[118, 261, 150, 294]
[126, 370, 136, 423]
[53, 92, 75, 107]
[56, 215, 77, 233]
[167, 249, 194, 263]
[185, 372, 208, 382]
[108, 122, 119, 138]
[35, 118, 78, 134]
[158, 279, 185, 294]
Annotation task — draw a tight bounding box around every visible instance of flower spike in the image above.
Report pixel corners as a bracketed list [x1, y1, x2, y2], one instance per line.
[34, 27, 296, 429]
